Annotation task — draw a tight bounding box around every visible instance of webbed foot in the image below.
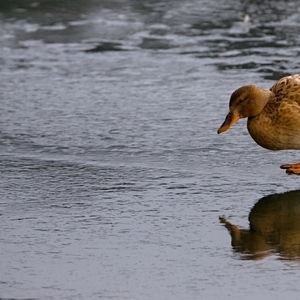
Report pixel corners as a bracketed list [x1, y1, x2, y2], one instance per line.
[280, 163, 300, 175]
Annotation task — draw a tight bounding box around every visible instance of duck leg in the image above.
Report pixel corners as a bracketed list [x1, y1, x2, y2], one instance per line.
[280, 163, 300, 175]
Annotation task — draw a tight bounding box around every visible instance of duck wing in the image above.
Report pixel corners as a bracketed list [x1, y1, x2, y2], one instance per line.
[270, 74, 300, 105]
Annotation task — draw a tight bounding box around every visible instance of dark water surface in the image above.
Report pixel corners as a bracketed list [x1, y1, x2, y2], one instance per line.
[1, 0, 300, 299]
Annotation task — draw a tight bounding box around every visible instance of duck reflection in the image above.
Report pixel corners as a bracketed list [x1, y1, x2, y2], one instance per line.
[220, 190, 300, 260]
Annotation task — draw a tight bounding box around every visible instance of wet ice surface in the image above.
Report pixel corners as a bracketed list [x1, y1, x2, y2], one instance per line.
[1, 0, 300, 299]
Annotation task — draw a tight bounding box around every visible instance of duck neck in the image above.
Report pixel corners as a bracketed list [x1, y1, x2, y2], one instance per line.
[251, 88, 274, 117]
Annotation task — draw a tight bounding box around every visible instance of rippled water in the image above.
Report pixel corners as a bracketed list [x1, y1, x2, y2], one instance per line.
[2, 0, 300, 299]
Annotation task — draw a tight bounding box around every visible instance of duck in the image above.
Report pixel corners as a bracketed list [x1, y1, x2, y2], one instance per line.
[217, 74, 300, 175]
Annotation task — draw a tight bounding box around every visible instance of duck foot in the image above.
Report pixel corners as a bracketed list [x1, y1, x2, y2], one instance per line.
[280, 163, 300, 175]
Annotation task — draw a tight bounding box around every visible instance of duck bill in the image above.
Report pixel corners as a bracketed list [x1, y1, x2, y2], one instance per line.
[217, 114, 240, 134]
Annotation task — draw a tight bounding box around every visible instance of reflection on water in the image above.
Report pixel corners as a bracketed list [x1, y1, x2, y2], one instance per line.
[220, 190, 300, 260]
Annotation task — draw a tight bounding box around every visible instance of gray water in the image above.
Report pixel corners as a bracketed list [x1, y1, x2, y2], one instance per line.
[1, 0, 300, 299]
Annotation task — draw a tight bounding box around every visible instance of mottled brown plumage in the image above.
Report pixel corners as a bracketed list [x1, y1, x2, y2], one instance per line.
[218, 74, 300, 175]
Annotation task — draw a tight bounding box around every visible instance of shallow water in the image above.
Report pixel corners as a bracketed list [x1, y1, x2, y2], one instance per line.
[1, 0, 300, 299]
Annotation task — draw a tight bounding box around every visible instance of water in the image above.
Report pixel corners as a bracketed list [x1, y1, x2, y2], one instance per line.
[1, 0, 300, 299]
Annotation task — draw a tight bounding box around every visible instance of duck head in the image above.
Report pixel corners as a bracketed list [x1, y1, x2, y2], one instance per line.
[217, 85, 271, 134]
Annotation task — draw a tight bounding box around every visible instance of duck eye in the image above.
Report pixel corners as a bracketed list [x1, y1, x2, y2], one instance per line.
[238, 99, 243, 103]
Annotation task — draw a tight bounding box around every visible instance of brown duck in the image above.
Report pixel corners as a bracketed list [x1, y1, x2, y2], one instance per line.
[218, 74, 300, 175]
